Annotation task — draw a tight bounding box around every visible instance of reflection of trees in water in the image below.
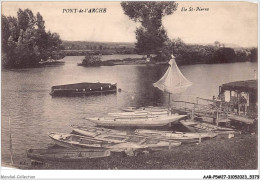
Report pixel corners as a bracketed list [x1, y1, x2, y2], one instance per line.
[129, 65, 169, 107]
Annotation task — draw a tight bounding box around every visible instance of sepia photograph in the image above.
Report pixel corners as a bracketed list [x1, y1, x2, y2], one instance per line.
[1, 0, 258, 178]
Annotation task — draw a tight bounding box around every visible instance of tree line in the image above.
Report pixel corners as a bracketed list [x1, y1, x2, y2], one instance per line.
[2, 9, 64, 69]
[62, 41, 135, 56]
[172, 38, 257, 65]
[121, 1, 257, 64]
[2, 5, 257, 68]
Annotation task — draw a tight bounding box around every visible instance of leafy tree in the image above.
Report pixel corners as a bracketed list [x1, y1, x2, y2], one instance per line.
[212, 47, 236, 63]
[214, 41, 221, 48]
[2, 15, 11, 52]
[1, 9, 63, 68]
[121, 1, 178, 60]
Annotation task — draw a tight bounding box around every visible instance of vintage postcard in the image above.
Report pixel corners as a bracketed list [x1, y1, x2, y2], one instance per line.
[1, 1, 258, 179]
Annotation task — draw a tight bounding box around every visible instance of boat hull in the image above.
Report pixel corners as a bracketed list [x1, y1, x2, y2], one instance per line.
[71, 125, 128, 137]
[50, 82, 117, 97]
[27, 148, 111, 162]
[135, 129, 217, 143]
[86, 115, 187, 127]
[48, 132, 112, 149]
[70, 125, 182, 150]
[108, 110, 169, 117]
[121, 106, 169, 112]
[180, 120, 239, 134]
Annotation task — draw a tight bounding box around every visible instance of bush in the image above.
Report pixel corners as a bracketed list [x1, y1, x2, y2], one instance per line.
[81, 54, 102, 66]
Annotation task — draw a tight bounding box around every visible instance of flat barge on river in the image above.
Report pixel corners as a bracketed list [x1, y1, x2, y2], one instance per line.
[50, 82, 117, 97]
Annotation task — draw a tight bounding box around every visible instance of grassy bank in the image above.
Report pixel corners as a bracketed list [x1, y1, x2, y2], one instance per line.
[27, 134, 257, 170]
[78, 57, 169, 67]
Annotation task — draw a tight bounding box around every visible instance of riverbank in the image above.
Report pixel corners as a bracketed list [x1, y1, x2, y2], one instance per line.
[78, 56, 257, 67]
[21, 133, 257, 170]
[78, 58, 169, 67]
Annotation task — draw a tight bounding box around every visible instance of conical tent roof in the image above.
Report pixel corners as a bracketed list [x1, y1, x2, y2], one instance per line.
[153, 57, 192, 94]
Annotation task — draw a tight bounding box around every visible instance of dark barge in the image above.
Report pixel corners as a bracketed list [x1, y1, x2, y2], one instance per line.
[50, 82, 117, 97]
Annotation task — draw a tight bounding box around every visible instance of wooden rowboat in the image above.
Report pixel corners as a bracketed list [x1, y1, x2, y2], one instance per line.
[70, 125, 182, 150]
[135, 129, 217, 143]
[70, 125, 127, 137]
[48, 132, 116, 149]
[121, 106, 169, 113]
[27, 148, 111, 162]
[70, 125, 129, 144]
[228, 114, 255, 125]
[109, 137, 181, 153]
[180, 120, 239, 134]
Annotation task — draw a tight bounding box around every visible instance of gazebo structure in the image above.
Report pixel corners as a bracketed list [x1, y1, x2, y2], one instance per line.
[218, 79, 257, 117]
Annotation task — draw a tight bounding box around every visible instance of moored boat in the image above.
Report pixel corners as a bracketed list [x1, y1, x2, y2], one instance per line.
[109, 136, 181, 153]
[70, 125, 129, 144]
[121, 106, 169, 113]
[48, 132, 116, 149]
[70, 125, 182, 150]
[180, 120, 239, 134]
[227, 114, 255, 125]
[135, 129, 217, 143]
[85, 114, 187, 127]
[108, 110, 169, 117]
[27, 148, 111, 162]
[71, 125, 128, 137]
[50, 82, 117, 97]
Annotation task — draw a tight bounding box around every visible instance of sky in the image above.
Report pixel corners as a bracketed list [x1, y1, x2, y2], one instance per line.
[2, 1, 258, 47]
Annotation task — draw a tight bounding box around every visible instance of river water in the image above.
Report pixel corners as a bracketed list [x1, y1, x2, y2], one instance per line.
[1, 56, 257, 165]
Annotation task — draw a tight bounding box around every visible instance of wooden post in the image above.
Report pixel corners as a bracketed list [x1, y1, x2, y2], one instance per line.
[237, 91, 239, 114]
[169, 141, 172, 150]
[213, 111, 219, 126]
[198, 135, 202, 143]
[246, 124, 250, 132]
[9, 117, 14, 165]
[229, 90, 232, 112]
[191, 109, 194, 120]
[216, 111, 219, 126]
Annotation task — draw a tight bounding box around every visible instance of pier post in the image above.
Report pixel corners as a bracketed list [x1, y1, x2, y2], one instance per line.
[191, 109, 194, 120]
[169, 141, 172, 150]
[198, 135, 202, 143]
[213, 111, 219, 126]
[238, 104, 241, 115]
